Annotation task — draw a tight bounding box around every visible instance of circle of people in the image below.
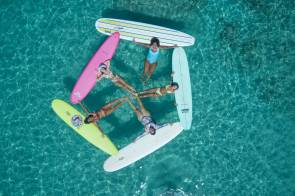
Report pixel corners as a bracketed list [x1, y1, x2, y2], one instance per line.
[84, 37, 179, 135]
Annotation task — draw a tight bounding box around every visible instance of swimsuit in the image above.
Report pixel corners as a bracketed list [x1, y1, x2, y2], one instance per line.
[156, 88, 163, 96]
[95, 109, 106, 119]
[140, 116, 153, 126]
[155, 85, 173, 96]
[165, 85, 174, 93]
[140, 116, 160, 132]
[146, 48, 159, 64]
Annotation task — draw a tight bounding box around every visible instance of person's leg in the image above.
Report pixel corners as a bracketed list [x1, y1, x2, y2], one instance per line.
[138, 88, 158, 95]
[127, 99, 143, 120]
[138, 87, 161, 98]
[144, 62, 158, 84]
[100, 97, 128, 116]
[135, 96, 150, 117]
[141, 60, 150, 81]
[113, 75, 136, 95]
[138, 93, 159, 99]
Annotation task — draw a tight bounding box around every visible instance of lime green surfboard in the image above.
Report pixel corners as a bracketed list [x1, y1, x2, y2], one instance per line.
[51, 99, 118, 155]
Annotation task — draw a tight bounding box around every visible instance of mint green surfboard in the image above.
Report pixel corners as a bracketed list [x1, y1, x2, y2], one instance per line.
[172, 48, 192, 130]
[51, 99, 118, 155]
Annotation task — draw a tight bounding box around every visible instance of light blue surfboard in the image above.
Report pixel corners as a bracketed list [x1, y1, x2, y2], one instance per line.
[172, 47, 192, 130]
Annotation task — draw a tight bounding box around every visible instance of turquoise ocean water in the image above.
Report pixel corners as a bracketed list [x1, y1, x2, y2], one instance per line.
[1, 0, 295, 195]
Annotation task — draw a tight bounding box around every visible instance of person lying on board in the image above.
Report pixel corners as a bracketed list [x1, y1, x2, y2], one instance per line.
[133, 37, 177, 85]
[84, 97, 128, 124]
[127, 96, 162, 135]
[97, 60, 136, 96]
[137, 82, 179, 98]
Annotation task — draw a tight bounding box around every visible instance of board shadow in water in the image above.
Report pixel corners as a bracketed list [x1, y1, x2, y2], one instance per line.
[63, 76, 140, 137]
[63, 77, 176, 141]
[111, 57, 139, 79]
[141, 98, 176, 122]
[63, 76, 76, 93]
[107, 98, 176, 141]
[63, 77, 135, 139]
[63, 76, 119, 109]
[101, 9, 185, 30]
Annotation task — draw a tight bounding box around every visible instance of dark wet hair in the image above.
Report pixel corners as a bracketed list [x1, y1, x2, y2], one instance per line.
[84, 114, 94, 124]
[150, 37, 160, 47]
[149, 126, 156, 135]
[171, 82, 179, 90]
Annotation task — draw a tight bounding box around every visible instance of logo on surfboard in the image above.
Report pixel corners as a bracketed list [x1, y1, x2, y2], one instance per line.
[118, 156, 124, 161]
[181, 108, 189, 113]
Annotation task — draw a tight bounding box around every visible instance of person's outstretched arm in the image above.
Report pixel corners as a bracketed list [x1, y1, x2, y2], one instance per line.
[159, 44, 178, 49]
[132, 38, 150, 48]
[101, 97, 128, 117]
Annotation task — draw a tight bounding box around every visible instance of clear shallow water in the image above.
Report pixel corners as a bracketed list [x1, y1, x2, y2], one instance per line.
[1, 0, 295, 195]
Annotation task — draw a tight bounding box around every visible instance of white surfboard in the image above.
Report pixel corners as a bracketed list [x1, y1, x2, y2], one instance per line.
[172, 48, 192, 130]
[103, 122, 183, 172]
[95, 18, 195, 47]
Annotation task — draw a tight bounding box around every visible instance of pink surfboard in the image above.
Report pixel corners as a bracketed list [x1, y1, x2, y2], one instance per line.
[70, 32, 120, 104]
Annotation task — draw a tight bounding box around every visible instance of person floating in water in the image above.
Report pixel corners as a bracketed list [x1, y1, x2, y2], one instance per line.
[127, 96, 161, 135]
[84, 97, 128, 124]
[133, 37, 177, 85]
[97, 60, 136, 95]
[137, 82, 179, 98]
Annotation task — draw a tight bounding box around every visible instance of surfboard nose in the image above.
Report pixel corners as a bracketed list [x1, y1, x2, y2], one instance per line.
[95, 19, 99, 28]
[70, 91, 81, 104]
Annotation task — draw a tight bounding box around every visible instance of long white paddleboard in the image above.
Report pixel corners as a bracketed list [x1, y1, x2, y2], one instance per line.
[96, 18, 195, 47]
[172, 48, 192, 130]
[104, 122, 183, 172]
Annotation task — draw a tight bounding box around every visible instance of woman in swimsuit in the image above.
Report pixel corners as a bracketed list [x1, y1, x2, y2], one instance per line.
[127, 96, 161, 135]
[133, 37, 177, 85]
[97, 60, 136, 95]
[84, 97, 128, 124]
[137, 82, 179, 98]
